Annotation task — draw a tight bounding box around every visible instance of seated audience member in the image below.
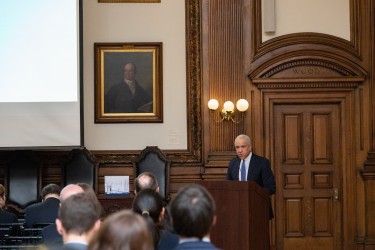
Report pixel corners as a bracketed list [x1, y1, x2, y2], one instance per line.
[170, 184, 222, 250]
[0, 184, 18, 223]
[77, 183, 105, 219]
[88, 210, 153, 250]
[42, 184, 84, 249]
[134, 172, 160, 195]
[132, 189, 179, 250]
[134, 172, 173, 232]
[56, 192, 101, 250]
[24, 183, 61, 228]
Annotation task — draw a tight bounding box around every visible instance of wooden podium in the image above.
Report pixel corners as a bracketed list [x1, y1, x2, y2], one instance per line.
[196, 180, 270, 250]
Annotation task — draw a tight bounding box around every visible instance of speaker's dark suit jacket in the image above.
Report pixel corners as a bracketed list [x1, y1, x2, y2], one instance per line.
[174, 241, 222, 250]
[226, 153, 276, 218]
[0, 210, 18, 223]
[24, 197, 60, 228]
[226, 154, 276, 195]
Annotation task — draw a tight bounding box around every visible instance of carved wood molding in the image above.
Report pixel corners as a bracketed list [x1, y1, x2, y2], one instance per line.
[253, 76, 365, 89]
[250, 55, 367, 80]
[250, 56, 367, 91]
[360, 170, 375, 180]
[184, 0, 202, 163]
[260, 59, 356, 78]
[92, 149, 203, 165]
[255, 82, 360, 90]
[363, 151, 375, 172]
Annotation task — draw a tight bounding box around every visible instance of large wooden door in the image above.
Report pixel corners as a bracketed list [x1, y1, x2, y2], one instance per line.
[274, 103, 343, 250]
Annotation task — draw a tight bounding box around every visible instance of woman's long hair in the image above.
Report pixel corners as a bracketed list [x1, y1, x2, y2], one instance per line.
[132, 189, 164, 249]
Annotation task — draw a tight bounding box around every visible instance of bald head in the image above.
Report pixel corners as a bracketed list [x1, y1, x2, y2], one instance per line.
[134, 172, 159, 195]
[60, 184, 84, 202]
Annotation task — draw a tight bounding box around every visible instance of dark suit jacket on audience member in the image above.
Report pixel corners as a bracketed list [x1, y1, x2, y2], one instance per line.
[24, 197, 60, 228]
[158, 230, 179, 250]
[174, 241, 222, 250]
[161, 205, 175, 233]
[42, 223, 63, 249]
[61, 242, 88, 250]
[0, 210, 18, 223]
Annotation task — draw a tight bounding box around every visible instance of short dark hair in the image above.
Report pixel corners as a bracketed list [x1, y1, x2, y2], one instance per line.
[58, 193, 100, 234]
[170, 184, 216, 239]
[134, 172, 159, 193]
[132, 189, 164, 248]
[77, 183, 105, 218]
[89, 210, 153, 250]
[40, 184, 60, 200]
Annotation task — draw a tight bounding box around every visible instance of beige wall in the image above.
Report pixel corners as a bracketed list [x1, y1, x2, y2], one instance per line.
[83, 0, 187, 150]
[262, 0, 350, 41]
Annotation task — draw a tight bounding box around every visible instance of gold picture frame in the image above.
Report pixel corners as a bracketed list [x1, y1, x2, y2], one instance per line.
[98, 0, 160, 3]
[94, 42, 163, 123]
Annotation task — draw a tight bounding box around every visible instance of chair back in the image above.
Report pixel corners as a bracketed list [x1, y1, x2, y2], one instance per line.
[133, 146, 170, 202]
[63, 148, 98, 192]
[6, 151, 40, 211]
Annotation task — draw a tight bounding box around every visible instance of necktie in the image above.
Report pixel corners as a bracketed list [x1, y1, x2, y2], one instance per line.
[241, 160, 246, 181]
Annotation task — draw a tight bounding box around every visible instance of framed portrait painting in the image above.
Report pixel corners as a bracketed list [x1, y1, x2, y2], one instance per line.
[94, 42, 163, 123]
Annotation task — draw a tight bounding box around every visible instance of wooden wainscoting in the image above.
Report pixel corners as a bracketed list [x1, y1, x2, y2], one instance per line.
[0, 148, 213, 212]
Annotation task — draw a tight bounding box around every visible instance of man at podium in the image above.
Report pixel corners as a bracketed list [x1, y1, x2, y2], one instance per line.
[226, 134, 276, 218]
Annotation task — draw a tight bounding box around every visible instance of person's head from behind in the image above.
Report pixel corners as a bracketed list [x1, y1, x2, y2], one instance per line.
[170, 184, 216, 239]
[0, 184, 6, 208]
[77, 183, 105, 218]
[132, 189, 164, 248]
[56, 192, 101, 242]
[77, 182, 93, 193]
[234, 134, 252, 160]
[134, 172, 159, 195]
[133, 189, 164, 224]
[40, 183, 60, 201]
[88, 210, 153, 250]
[59, 184, 84, 202]
[123, 63, 136, 81]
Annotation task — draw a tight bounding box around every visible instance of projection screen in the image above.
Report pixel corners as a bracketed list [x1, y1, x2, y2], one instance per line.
[0, 0, 83, 148]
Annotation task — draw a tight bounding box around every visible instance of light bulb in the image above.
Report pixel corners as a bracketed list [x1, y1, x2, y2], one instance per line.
[236, 99, 249, 112]
[223, 101, 234, 112]
[208, 99, 219, 110]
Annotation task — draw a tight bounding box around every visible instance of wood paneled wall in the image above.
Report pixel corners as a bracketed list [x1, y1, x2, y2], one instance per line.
[198, 0, 375, 249]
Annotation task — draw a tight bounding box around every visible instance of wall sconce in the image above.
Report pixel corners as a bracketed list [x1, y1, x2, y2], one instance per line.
[208, 99, 249, 123]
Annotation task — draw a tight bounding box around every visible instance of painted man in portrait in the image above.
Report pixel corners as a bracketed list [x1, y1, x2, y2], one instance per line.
[104, 63, 152, 113]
